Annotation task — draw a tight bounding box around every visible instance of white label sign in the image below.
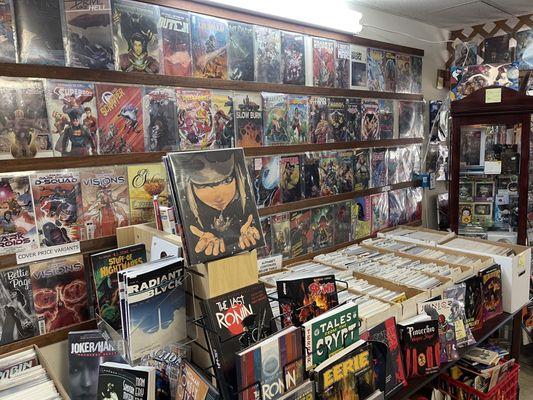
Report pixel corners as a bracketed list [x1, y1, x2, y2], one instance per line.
[16, 241, 81, 264]
[258, 254, 283, 274]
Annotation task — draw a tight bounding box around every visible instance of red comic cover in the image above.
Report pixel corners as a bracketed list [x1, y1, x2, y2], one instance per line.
[312, 38, 335, 87]
[96, 83, 144, 154]
[30, 254, 89, 334]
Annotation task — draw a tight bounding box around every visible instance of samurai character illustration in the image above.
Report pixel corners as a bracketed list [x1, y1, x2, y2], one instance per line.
[61, 112, 96, 157]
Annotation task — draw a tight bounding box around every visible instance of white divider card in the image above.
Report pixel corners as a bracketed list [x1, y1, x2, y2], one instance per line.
[258, 254, 283, 275]
[16, 241, 81, 264]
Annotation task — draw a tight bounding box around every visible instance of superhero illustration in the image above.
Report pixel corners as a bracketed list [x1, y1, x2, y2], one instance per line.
[211, 90, 234, 148]
[287, 95, 308, 143]
[256, 217, 272, 258]
[334, 202, 351, 244]
[271, 213, 290, 258]
[335, 42, 350, 89]
[378, 99, 394, 140]
[303, 153, 321, 198]
[160, 7, 192, 77]
[234, 92, 263, 147]
[281, 31, 305, 85]
[191, 14, 228, 79]
[354, 149, 370, 191]
[313, 38, 335, 87]
[367, 49, 386, 92]
[328, 97, 347, 142]
[112, 0, 161, 73]
[176, 88, 216, 150]
[384, 51, 397, 92]
[352, 196, 371, 239]
[280, 156, 302, 203]
[421, 302, 460, 363]
[254, 26, 281, 83]
[263, 93, 288, 146]
[309, 96, 332, 144]
[370, 192, 389, 233]
[290, 210, 312, 258]
[142, 87, 179, 152]
[228, 21, 254, 81]
[396, 53, 412, 93]
[311, 205, 334, 251]
[362, 100, 380, 141]
[248, 156, 281, 208]
[0, 0, 15, 63]
[31, 171, 84, 247]
[336, 151, 354, 193]
[319, 152, 339, 196]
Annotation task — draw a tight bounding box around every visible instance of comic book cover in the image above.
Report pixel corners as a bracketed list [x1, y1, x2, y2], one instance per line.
[483, 34, 511, 63]
[411, 56, 422, 93]
[227, 21, 253, 81]
[367, 49, 386, 91]
[45, 80, 98, 157]
[319, 152, 339, 196]
[290, 210, 312, 258]
[334, 201, 351, 244]
[80, 166, 130, 239]
[303, 153, 321, 199]
[395, 53, 412, 93]
[337, 151, 354, 193]
[127, 163, 169, 225]
[346, 98, 362, 141]
[352, 196, 371, 239]
[281, 31, 305, 85]
[234, 92, 263, 147]
[335, 42, 350, 89]
[406, 187, 422, 222]
[384, 51, 397, 92]
[311, 205, 334, 251]
[350, 45, 367, 90]
[254, 25, 281, 83]
[14, 0, 65, 65]
[248, 156, 281, 208]
[399, 319, 440, 377]
[191, 14, 228, 79]
[388, 189, 406, 226]
[287, 95, 309, 143]
[0, 0, 15, 62]
[142, 86, 178, 152]
[464, 275, 483, 331]
[481, 265, 502, 321]
[64, 0, 114, 70]
[176, 88, 215, 150]
[309, 96, 331, 144]
[211, 90, 234, 148]
[370, 148, 388, 188]
[160, 7, 192, 77]
[398, 101, 424, 138]
[30, 254, 89, 334]
[272, 213, 291, 258]
[262, 92, 288, 145]
[515, 30, 533, 70]
[387, 147, 399, 185]
[313, 38, 335, 87]
[328, 97, 347, 142]
[96, 83, 144, 154]
[0, 265, 38, 344]
[454, 42, 477, 67]
[378, 99, 394, 140]
[0, 175, 37, 255]
[0, 78, 52, 160]
[397, 147, 411, 183]
[280, 155, 302, 203]
[31, 171, 85, 247]
[257, 216, 272, 258]
[353, 149, 370, 191]
[112, 0, 161, 73]
[361, 99, 379, 141]
[370, 192, 389, 233]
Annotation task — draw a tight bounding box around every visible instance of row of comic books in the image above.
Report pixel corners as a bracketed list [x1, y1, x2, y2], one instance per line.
[0, 0, 423, 93]
[0, 163, 169, 256]
[0, 77, 426, 160]
[258, 187, 423, 260]
[246, 145, 421, 207]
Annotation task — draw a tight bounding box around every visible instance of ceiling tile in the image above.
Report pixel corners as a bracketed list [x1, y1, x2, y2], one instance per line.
[425, 1, 510, 29]
[483, 0, 533, 17]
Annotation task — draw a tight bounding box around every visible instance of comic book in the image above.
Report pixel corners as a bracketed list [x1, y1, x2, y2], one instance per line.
[176, 88, 216, 150]
[257, 216, 272, 258]
[281, 31, 305, 85]
[160, 7, 192, 77]
[395, 54, 412, 93]
[515, 30, 533, 70]
[127, 163, 169, 225]
[280, 155, 302, 203]
[227, 21, 253, 81]
[271, 213, 291, 258]
[367, 49, 386, 91]
[370, 148, 388, 188]
[112, 0, 161, 73]
[309, 96, 331, 144]
[361, 99, 380, 141]
[14, 0, 65, 65]
[142, 86, 178, 152]
[313, 38, 335, 87]
[254, 25, 281, 83]
[45, 80, 98, 157]
[346, 98, 362, 141]
[337, 151, 354, 193]
[480, 264, 502, 321]
[384, 51, 397, 92]
[80, 166, 130, 239]
[398, 101, 424, 138]
[387, 148, 399, 185]
[319, 152, 339, 196]
[290, 210, 312, 258]
[263, 92, 289, 145]
[311, 206, 335, 251]
[64, 0, 114, 70]
[211, 90, 234, 148]
[96, 83, 144, 154]
[350, 45, 367, 90]
[411, 56, 423, 94]
[0, 175, 37, 256]
[334, 201, 351, 244]
[0, 78, 52, 160]
[483, 35, 511, 63]
[303, 153, 321, 199]
[378, 99, 394, 140]
[31, 170, 85, 247]
[234, 92, 263, 147]
[191, 14, 228, 79]
[335, 42, 350, 89]
[353, 149, 370, 191]
[388, 189, 406, 226]
[30, 254, 90, 334]
[328, 97, 347, 142]
[454, 42, 477, 67]
[370, 192, 389, 233]
[287, 95, 309, 143]
[248, 156, 281, 208]
[398, 318, 440, 378]
[0, 0, 15, 62]
[352, 196, 371, 239]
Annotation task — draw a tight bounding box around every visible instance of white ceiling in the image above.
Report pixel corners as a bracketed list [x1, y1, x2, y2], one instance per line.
[349, 0, 533, 30]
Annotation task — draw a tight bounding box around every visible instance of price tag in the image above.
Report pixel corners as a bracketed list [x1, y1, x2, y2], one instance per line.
[257, 254, 283, 274]
[381, 185, 391, 192]
[485, 88, 502, 103]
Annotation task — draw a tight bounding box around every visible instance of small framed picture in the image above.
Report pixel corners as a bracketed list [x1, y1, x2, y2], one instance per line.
[473, 202, 493, 227]
[459, 202, 474, 225]
[474, 181, 495, 201]
[459, 181, 474, 201]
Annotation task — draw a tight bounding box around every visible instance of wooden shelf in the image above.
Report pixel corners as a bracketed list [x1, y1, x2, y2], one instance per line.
[259, 181, 418, 217]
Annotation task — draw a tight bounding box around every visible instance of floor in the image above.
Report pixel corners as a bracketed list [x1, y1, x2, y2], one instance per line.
[520, 364, 533, 399]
